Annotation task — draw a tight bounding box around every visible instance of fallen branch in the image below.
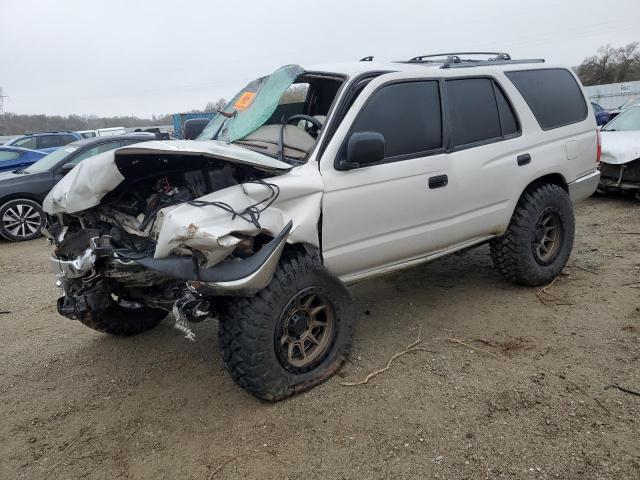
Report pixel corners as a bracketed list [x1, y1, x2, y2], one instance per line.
[0, 310, 10, 315]
[537, 276, 560, 303]
[341, 327, 436, 387]
[34, 423, 93, 479]
[571, 264, 599, 275]
[604, 384, 640, 397]
[536, 276, 573, 306]
[209, 456, 240, 478]
[471, 338, 499, 348]
[208, 451, 294, 478]
[621, 281, 640, 287]
[447, 338, 503, 360]
[594, 397, 613, 415]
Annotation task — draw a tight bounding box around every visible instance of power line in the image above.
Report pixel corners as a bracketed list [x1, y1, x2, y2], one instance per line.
[0, 88, 9, 114]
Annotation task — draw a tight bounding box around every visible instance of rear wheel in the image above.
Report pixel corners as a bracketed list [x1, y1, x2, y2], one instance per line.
[490, 183, 574, 286]
[0, 198, 46, 242]
[218, 252, 355, 401]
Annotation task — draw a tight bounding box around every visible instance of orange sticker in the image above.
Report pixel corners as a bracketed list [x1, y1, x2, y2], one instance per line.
[233, 92, 256, 110]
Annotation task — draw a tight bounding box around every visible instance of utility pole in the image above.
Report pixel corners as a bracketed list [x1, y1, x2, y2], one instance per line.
[0, 88, 8, 114]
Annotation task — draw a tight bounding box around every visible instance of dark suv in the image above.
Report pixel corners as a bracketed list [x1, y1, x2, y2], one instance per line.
[0, 134, 154, 241]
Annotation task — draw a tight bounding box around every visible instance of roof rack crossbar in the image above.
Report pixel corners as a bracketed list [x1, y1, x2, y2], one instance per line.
[408, 52, 511, 63]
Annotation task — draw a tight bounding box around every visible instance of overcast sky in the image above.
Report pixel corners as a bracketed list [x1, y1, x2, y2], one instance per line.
[1, 0, 639, 118]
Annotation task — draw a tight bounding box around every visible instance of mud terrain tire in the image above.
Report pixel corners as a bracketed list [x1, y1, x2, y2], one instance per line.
[490, 183, 574, 286]
[79, 304, 166, 336]
[218, 252, 355, 402]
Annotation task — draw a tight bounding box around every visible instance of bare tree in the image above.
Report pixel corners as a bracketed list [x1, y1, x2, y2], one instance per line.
[577, 43, 640, 86]
[204, 98, 227, 112]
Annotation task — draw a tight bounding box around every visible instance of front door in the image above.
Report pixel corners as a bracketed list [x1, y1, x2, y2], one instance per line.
[319, 76, 456, 281]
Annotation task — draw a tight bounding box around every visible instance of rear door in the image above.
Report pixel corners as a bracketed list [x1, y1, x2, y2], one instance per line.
[320, 76, 457, 281]
[440, 77, 526, 244]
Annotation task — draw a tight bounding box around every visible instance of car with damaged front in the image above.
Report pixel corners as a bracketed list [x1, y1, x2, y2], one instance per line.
[598, 104, 640, 196]
[43, 54, 600, 401]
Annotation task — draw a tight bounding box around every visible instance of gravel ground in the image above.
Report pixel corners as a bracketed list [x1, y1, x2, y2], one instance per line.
[0, 195, 639, 479]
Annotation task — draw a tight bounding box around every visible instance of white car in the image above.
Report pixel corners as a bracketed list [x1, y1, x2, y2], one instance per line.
[599, 105, 640, 194]
[43, 53, 599, 401]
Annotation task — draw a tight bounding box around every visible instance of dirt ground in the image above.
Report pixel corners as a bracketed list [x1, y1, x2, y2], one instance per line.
[0, 195, 639, 480]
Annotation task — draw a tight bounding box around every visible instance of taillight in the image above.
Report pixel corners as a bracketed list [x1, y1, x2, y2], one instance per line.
[596, 128, 602, 167]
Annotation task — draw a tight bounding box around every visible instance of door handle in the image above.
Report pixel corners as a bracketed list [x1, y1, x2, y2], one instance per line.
[517, 153, 531, 166]
[428, 175, 448, 189]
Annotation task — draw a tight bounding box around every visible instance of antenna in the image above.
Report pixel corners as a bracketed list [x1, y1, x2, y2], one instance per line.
[0, 88, 8, 114]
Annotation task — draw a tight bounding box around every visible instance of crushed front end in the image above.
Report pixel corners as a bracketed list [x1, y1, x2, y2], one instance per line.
[44, 141, 323, 333]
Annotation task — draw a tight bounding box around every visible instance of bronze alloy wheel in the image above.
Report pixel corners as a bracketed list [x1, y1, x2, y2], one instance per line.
[275, 287, 336, 372]
[532, 208, 563, 265]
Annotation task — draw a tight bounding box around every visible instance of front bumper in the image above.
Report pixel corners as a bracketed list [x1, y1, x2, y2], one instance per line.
[50, 221, 293, 296]
[568, 170, 600, 203]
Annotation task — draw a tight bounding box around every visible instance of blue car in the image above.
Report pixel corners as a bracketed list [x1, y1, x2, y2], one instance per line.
[591, 102, 611, 126]
[0, 146, 47, 173]
[4, 131, 83, 153]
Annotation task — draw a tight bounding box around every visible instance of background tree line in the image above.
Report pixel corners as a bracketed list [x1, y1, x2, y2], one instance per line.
[575, 42, 640, 86]
[0, 98, 227, 136]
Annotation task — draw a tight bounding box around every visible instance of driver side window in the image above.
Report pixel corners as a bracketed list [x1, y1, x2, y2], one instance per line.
[351, 81, 443, 161]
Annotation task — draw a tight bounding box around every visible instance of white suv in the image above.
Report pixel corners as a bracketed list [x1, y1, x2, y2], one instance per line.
[44, 53, 600, 400]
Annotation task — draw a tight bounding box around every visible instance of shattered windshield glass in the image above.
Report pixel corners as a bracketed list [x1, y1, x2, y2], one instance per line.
[197, 64, 305, 143]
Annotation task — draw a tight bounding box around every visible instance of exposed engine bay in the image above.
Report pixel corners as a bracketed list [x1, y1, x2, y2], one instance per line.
[43, 65, 339, 334]
[47, 147, 322, 331]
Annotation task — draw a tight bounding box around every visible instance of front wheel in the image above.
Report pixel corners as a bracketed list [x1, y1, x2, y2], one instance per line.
[0, 198, 46, 242]
[490, 183, 575, 286]
[218, 252, 355, 401]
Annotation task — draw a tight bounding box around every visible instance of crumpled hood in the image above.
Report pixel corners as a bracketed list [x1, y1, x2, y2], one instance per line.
[600, 131, 640, 165]
[43, 140, 292, 214]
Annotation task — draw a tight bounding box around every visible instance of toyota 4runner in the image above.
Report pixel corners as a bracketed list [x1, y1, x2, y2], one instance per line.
[43, 53, 600, 401]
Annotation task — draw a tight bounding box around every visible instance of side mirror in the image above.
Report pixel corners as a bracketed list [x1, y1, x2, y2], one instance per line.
[60, 162, 75, 174]
[340, 131, 385, 170]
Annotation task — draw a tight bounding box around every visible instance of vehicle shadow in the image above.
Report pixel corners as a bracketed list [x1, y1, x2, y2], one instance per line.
[65, 243, 507, 411]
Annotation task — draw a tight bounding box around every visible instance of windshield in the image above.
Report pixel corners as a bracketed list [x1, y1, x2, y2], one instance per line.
[197, 64, 304, 143]
[24, 144, 80, 173]
[603, 106, 640, 131]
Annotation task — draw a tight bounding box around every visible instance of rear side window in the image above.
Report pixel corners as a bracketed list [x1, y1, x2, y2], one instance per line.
[38, 135, 67, 149]
[352, 81, 442, 159]
[505, 69, 588, 130]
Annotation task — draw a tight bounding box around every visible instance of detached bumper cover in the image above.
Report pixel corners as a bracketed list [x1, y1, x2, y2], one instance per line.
[122, 221, 293, 294]
[568, 170, 600, 202]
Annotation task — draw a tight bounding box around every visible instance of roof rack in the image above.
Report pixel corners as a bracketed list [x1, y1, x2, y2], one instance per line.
[360, 56, 374, 62]
[403, 52, 544, 68]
